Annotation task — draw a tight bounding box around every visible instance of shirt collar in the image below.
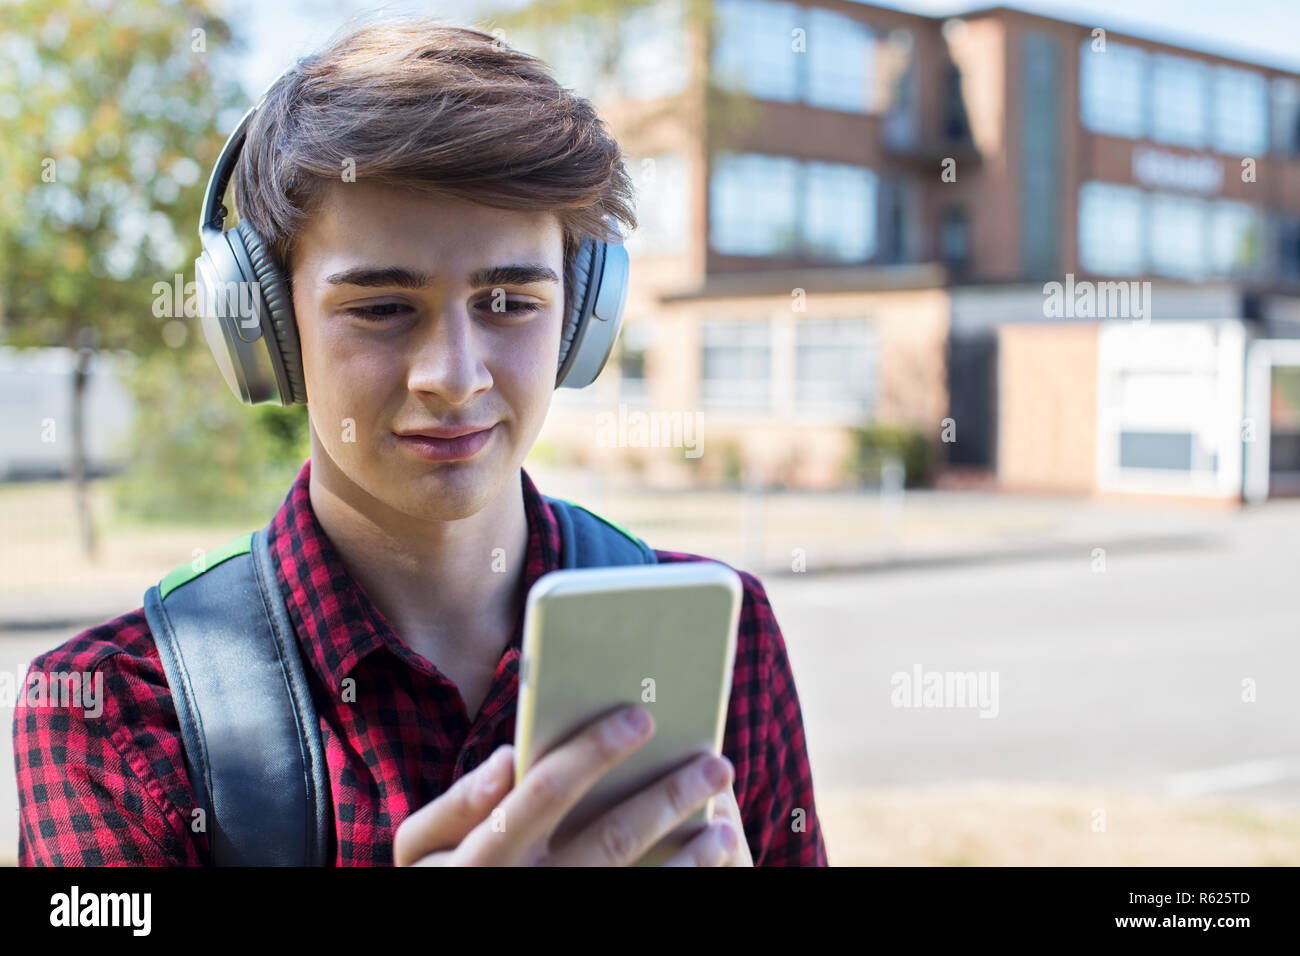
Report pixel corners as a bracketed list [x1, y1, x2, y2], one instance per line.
[265, 458, 562, 692]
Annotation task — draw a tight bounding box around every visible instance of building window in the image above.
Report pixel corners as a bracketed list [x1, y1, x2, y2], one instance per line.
[880, 28, 918, 148]
[1078, 181, 1145, 275]
[804, 7, 874, 113]
[700, 321, 771, 410]
[516, 18, 607, 101]
[1210, 200, 1262, 276]
[713, 0, 873, 113]
[1212, 65, 1269, 155]
[1149, 194, 1208, 279]
[943, 63, 971, 142]
[795, 319, 876, 414]
[939, 206, 969, 274]
[1021, 31, 1062, 277]
[626, 152, 689, 257]
[1150, 54, 1209, 148]
[617, 321, 651, 403]
[1119, 431, 1197, 471]
[1114, 370, 1220, 474]
[709, 153, 800, 256]
[1272, 77, 1300, 157]
[1278, 215, 1300, 280]
[710, 152, 879, 262]
[1079, 40, 1145, 138]
[618, 0, 688, 100]
[712, 0, 800, 103]
[876, 176, 913, 264]
[1081, 181, 1269, 279]
[803, 161, 877, 261]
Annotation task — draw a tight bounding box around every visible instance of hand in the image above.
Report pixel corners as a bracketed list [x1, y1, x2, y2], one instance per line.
[392, 705, 740, 866]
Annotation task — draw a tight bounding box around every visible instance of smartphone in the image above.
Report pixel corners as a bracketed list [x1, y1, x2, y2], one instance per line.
[513, 560, 743, 867]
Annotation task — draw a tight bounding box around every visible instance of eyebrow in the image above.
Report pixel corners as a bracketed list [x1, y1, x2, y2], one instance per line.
[323, 263, 560, 290]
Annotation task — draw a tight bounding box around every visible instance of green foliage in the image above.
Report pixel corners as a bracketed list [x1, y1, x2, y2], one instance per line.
[847, 422, 935, 488]
[109, 339, 310, 525]
[0, 0, 247, 354]
[0, 1, 315, 527]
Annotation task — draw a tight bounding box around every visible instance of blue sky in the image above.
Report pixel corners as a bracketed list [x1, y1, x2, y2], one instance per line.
[229, 0, 1300, 108]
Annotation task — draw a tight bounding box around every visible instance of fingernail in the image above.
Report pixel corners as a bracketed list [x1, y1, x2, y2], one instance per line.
[621, 707, 651, 738]
[477, 752, 506, 794]
[703, 756, 729, 789]
[717, 823, 737, 852]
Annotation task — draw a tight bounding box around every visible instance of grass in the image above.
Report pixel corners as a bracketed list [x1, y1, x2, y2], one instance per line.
[817, 783, 1300, 866]
[0, 478, 255, 599]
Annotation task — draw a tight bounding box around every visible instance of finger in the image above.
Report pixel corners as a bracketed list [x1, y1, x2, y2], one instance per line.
[658, 820, 739, 868]
[551, 752, 733, 867]
[456, 705, 654, 866]
[709, 787, 753, 867]
[392, 745, 514, 866]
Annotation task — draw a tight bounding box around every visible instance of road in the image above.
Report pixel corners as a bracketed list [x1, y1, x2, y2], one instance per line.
[767, 499, 1300, 807]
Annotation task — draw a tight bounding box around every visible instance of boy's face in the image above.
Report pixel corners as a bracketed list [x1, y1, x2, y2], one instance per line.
[290, 181, 565, 521]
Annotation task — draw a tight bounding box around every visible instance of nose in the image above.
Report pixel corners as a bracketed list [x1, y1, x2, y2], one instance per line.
[406, 305, 493, 406]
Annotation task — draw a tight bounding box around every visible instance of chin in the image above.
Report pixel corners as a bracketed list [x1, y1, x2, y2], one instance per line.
[389, 450, 512, 519]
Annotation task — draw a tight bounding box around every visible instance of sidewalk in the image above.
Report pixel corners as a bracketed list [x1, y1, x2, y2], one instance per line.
[0, 470, 1242, 628]
[527, 465, 1237, 578]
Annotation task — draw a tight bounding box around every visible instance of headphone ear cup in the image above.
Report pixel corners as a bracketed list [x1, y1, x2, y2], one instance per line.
[234, 220, 307, 405]
[557, 238, 596, 387]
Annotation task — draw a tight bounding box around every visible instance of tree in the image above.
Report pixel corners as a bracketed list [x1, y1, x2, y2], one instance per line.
[0, 0, 250, 555]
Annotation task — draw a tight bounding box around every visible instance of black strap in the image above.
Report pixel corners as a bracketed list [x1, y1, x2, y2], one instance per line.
[144, 526, 330, 866]
[545, 496, 658, 568]
[142, 498, 653, 865]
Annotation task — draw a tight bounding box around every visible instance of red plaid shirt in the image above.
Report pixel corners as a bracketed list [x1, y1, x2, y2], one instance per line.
[14, 459, 828, 866]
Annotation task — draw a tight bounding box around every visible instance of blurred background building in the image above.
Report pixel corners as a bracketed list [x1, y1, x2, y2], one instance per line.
[518, 1, 1300, 502]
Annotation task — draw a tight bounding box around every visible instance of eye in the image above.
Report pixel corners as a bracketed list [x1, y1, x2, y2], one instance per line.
[477, 299, 542, 317]
[343, 303, 412, 321]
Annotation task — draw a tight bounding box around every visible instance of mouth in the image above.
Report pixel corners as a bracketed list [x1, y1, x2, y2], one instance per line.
[392, 423, 497, 462]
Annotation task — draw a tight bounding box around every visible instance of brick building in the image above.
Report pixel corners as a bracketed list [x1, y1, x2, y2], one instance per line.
[516, 1, 1300, 499]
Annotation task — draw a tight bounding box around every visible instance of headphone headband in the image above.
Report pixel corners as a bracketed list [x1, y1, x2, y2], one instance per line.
[201, 69, 291, 238]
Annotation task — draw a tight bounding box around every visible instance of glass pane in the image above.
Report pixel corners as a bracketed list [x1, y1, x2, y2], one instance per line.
[1119, 431, 1194, 470]
[1079, 40, 1145, 138]
[709, 152, 800, 255]
[1150, 54, 1208, 147]
[1149, 193, 1207, 278]
[712, 0, 800, 102]
[1078, 181, 1144, 274]
[803, 162, 877, 261]
[1212, 66, 1268, 155]
[619, 0, 688, 100]
[805, 8, 873, 112]
[626, 153, 689, 257]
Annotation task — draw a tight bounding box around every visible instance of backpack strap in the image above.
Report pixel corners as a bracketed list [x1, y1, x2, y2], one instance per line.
[142, 526, 330, 866]
[544, 496, 658, 567]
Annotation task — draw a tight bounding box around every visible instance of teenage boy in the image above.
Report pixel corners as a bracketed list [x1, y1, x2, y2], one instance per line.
[14, 16, 828, 867]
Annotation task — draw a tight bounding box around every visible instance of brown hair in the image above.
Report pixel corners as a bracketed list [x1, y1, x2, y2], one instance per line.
[230, 12, 637, 317]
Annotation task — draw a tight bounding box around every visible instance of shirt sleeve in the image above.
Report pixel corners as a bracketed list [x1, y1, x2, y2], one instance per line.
[734, 571, 830, 867]
[13, 621, 209, 866]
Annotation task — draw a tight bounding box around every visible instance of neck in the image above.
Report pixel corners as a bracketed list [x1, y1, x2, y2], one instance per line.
[305, 447, 530, 663]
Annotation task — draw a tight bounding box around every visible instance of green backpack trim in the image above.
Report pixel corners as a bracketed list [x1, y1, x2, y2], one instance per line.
[159, 532, 254, 600]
